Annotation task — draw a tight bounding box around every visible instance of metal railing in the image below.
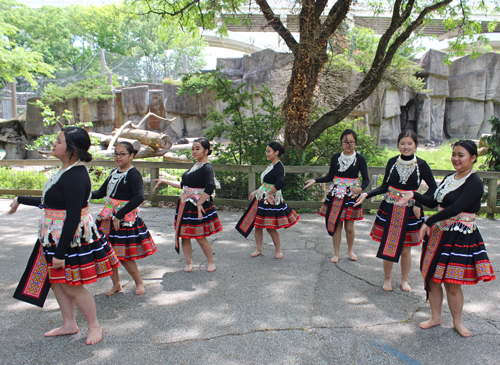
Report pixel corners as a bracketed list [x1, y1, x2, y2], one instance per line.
[1, 159, 499, 216]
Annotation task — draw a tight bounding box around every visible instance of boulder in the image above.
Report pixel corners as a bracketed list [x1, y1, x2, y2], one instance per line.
[122, 86, 149, 115]
[448, 70, 486, 101]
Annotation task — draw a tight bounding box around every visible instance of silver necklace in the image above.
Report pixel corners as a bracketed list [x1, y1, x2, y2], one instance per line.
[338, 151, 356, 172]
[387, 155, 418, 185]
[434, 172, 472, 203]
[41, 160, 81, 205]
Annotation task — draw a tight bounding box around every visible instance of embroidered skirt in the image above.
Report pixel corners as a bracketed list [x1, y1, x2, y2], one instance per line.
[319, 194, 363, 236]
[370, 200, 424, 262]
[421, 225, 496, 291]
[174, 199, 223, 253]
[42, 230, 120, 286]
[96, 217, 156, 261]
[236, 198, 300, 238]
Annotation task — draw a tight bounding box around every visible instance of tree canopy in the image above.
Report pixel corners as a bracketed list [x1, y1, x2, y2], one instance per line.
[127, 0, 499, 151]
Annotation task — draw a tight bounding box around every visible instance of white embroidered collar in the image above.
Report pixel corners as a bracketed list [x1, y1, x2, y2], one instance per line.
[434, 172, 473, 203]
[338, 151, 356, 172]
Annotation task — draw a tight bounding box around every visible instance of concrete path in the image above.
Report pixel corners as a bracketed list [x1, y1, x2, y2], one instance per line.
[0, 198, 499, 364]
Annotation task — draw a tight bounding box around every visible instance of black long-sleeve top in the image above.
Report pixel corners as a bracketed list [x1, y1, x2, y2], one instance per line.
[315, 152, 370, 190]
[91, 167, 145, 220]
[18, 165, 90, 260]
[414, 172, 483, 227]
[181, 163, 215, 195]
[365, 154, 437, 199]
[262, 161, 285, 190]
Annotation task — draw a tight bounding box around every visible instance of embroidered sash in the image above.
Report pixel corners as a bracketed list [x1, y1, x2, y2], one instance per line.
[97, 198, 139, 238]
[13, 240, 51, 307]
[436, 209, 476, 234]
[38, 207, 100, 249]
[376, 186, 417, 262]
[235, 198, 259, 238]
[326, 177, 359, 199]
[255, 183, 283, 205]
[420, 225, 444, 298]
[180, 186, 205, 205]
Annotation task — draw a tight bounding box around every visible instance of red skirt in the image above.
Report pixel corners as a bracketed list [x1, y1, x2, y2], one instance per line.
[318, 194, 363, 236]
[43, 230, 120, 286]
[422, 225, 496, 290]
[236, 198, 299, 237]
[97, 217, 156, 261]
[370, 201, 423, 262]
[174, 199, 223, 252]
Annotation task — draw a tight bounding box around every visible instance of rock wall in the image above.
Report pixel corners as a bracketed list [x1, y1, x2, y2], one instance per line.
[20, 48, 500, 159]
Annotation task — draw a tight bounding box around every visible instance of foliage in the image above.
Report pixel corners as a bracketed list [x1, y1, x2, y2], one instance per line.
[0, 20, 54, 86]
[0, 0, 206, 83]
[0, 166, 47, 189]
[304, 120, 382, 167]
[179, 70, 285, 166]
[485, 116, 500, 171]
[41, 76, 117, 105]
[26, 101, 94, 151]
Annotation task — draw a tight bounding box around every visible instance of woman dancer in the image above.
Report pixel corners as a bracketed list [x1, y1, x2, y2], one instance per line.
[355, 130, 437, 291]
[236, 141, 300, 259]
[92, 142, 156, 296]
[397, 140, 495, 337]
[153, 138, 222, 272]
[9, 127, 119, 345]
[303, 129, 369, 263]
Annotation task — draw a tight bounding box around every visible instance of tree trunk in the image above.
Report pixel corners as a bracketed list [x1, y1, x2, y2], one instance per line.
[112, 128, 172, 149]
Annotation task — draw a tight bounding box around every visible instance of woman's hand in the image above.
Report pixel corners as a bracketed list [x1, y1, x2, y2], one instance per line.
[351, 187, 362, 196]
[395, 191, 414, 206]
[353, 192, 367, 207]
[249, 190, 257, 201]
[112, 216, 121, 231]
[419, 223, 431, 241]
[413, 206, 421, 220]
[197, 203, 205, 220]
[52, 257, 65, 270]
[153, 179, 166, 191]
[7, 197, 19, 215]
[303, 179, 316, 190]
[266, 193, 276, 205]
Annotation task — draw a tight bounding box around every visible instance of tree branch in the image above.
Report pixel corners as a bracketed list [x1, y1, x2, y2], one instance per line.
[134, 0, 199, 17]
[317, 0, 352, 41]
[314, 0, 329, 19]
[307, 0, 453, 146]
[254, 0, 299, 54]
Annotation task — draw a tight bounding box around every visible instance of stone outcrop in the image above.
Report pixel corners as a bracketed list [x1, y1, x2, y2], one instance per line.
[19, 48, 500, 159]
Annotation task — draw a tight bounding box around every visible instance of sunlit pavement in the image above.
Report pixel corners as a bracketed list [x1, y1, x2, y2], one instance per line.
[1, 198, 499, 364]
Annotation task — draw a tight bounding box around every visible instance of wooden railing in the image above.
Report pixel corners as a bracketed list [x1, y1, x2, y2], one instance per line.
[1, 159, 499, 216]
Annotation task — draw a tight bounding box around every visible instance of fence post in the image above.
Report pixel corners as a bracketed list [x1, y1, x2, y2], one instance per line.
[149, 167, 159, 207]
[487, 178, 498, 218]
[248, 166, 256, 196]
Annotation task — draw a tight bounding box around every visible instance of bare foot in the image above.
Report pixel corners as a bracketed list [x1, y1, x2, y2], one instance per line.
[383, 278, 392, 291]
[135, 282, 145, 295]
[207, 263, 216, 272]
[330, 255, 340, 263]
[275, 251, 283, 259]
[348, 251, 358, 261]
[86, 326, 102, 345]
[105, 283, 122, 296]
[454, 322, 471, 337]
[44, 325, 79, 337]
[420, 318, 441, 329]
[251, 250, 263, 257]
[184, 263, 193, 272]
[401, 281, 411, 291]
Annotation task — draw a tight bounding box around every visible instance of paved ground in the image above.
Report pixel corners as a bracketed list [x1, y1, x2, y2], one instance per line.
[0, 198, 499, 365]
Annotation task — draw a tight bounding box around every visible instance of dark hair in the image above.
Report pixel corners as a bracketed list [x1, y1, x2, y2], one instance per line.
[62, 126, 92, 162]
[340, 129, 358, 144]
[453, 140, 478, 163]
[397, 130, 418, 146]
[117, 141, 138, 157]
[194, 137, 212, 155]
[267, 141, 286, 157]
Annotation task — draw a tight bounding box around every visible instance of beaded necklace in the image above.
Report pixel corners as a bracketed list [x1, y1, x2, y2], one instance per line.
[386, 155, 419, 185]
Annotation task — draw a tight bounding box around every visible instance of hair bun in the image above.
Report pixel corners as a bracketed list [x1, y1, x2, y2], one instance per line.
[82, 152, 93, 162]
